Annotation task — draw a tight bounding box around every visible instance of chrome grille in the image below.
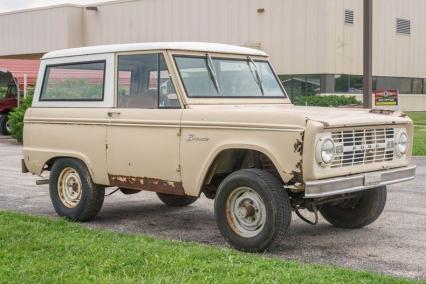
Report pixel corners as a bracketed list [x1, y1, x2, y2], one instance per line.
[331, 128, 395, 168]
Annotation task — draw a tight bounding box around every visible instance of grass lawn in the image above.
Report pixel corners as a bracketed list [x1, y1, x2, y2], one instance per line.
[0, 211, 418, 284]
[407, 112, 426, 156]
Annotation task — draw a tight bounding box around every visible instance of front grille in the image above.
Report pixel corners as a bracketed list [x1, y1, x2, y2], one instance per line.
[331, 128, 395, 168]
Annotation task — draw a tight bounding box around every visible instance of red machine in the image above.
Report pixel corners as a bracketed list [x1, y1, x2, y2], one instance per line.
[0, 59, 40, 135]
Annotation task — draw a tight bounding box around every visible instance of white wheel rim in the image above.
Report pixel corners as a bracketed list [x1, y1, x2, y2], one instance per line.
[57, 167, 82, 208]
[226, 186, 266, 238]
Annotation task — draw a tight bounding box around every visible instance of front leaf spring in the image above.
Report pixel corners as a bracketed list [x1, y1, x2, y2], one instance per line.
[295, 204, 318, 225]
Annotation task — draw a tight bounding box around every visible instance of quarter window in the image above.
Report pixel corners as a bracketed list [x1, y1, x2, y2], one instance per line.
[40, 61, 105, 101]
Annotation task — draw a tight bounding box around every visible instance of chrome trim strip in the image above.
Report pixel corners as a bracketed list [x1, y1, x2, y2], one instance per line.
[23, 119, 304, 132]
[304, 165, 416, 198]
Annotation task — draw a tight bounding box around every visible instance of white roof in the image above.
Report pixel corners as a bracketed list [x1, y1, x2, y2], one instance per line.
[42, 42, 268, 59]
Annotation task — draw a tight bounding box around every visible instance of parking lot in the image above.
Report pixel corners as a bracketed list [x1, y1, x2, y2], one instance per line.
[0, 135, 425, 279]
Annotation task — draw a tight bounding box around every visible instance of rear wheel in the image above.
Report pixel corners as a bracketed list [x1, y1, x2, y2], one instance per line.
[214, 169, 291, 252]
[0, 114, 11, 135]
[319, 186, 387, 228]
[156, 192, 198, 207]
[49, 158, 105, 221]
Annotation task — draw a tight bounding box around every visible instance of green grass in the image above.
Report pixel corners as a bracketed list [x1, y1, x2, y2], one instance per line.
[0, 211, 418, 284]
[407, 112, 426, 156]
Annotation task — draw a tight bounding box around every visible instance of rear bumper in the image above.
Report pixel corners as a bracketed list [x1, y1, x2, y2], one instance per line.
[21, 159, 29, 173]
[304, 165, 416, 198]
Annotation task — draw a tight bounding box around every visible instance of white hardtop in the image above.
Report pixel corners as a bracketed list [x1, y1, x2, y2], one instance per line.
[42, 42, 268, 59]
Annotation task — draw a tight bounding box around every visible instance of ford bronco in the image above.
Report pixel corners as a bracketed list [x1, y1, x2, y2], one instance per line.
[22, 42, 416, 252]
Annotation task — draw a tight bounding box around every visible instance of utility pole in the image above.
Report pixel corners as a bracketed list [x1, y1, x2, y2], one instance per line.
[363, 0, 373, 108]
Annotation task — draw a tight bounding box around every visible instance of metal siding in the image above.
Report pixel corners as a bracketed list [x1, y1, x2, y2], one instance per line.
[0, 0, 425, 78]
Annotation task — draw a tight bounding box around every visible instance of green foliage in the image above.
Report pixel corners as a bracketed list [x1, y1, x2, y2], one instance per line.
[294, 95, 361, 107]
[407, 112, 426, 156]
[0, 211, 416, 284]
[8, 95, 33, 142]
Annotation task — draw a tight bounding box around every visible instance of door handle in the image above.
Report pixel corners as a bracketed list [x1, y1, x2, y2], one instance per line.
[107, 111, 121, 117]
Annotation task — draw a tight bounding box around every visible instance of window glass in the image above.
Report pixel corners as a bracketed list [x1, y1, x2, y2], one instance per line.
[117, 53, 180, 108]
[0, 87, 5, 99]
[174, 56, 285, 98]
[41, 61, 105, 101]
[279, 75, 320, 101]
[412, 78, 423, 94]
[349, 75, 363, 93]
[335, 75, 349, 92]
[376, 77, 412, 94]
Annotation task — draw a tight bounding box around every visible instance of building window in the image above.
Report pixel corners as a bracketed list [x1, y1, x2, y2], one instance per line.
[412, 78, 423, 94]
[396, 18, 411, 35]
[376, 77, 412, 94]
[280, 74, 426, 97]
[279, 74, 321, 101]
[344, 9, 354, 25]
[334, 75, 366, 93]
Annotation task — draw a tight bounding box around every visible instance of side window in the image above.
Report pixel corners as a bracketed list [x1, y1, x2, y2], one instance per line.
[117, 53, 180, 109]
[40, 61, 105, 101]
[7, 80, 18, 98]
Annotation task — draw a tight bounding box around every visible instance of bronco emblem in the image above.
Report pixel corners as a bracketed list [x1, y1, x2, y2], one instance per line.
[186, 134, 210, 142]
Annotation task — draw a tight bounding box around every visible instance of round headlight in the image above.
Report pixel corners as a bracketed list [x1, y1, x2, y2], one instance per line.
[321, 138, 335, 164]
[397, 132, 408, 155]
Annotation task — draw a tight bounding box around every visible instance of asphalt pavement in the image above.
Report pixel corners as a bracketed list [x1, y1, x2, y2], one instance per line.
[0, 135, 425, 280]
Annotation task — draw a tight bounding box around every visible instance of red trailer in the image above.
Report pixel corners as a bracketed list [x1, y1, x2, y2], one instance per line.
[0, 59, 40, 135]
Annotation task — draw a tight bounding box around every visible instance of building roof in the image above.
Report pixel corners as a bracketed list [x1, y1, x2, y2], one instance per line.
[42, 42, 268, 59]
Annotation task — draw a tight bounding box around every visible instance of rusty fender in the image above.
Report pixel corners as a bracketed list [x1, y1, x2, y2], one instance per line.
[108, 174, 185, 195]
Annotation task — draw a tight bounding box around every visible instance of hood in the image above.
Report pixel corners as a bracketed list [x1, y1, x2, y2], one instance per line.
[188, 104, 411, 128]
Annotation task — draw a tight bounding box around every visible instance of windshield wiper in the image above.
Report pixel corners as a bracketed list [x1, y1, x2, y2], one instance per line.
[248, 56, 264, 96]
[206, 54, 221, 94]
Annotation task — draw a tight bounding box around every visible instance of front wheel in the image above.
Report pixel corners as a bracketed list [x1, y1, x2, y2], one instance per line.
[319, 186, 387, 228]
[214, 169, 291, 252]
[49, 158, 105, 221]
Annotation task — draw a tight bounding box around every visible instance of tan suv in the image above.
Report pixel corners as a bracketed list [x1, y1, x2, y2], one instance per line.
[22, 42, 416, 252]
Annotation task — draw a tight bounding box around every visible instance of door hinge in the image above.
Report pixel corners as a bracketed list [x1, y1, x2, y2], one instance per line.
[106, 143, 108, 150]
[176, 165, 181, 172]
[177, 128, 182, 137]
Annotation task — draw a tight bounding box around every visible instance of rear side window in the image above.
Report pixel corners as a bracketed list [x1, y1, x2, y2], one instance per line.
[40, 61, 105, 101]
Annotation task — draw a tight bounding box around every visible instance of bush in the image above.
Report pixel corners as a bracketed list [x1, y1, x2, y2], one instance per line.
[8, 95, 33, 142]
[294, 95, 361, 107]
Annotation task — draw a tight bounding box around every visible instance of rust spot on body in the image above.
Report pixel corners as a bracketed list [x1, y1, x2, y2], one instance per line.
[108, 174, 185, 196]
[290, 131, 305, 192]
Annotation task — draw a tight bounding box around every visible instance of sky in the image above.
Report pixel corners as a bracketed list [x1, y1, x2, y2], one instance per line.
[0, 0, 109, 13]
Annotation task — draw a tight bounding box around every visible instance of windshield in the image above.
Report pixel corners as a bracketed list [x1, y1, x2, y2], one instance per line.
[174, 55, 286, 98]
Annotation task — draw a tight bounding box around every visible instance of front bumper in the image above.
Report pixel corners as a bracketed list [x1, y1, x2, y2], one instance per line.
[304, 165, 416, 198]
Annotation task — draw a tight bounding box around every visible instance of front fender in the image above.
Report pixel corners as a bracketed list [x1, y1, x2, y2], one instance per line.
[180, 129, 304, 196]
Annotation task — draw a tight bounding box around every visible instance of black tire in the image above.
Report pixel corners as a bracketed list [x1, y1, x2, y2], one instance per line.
[214, 169, 291, 252]
[0, 114, 10, 135]
[319, 186, 387, 229]
[156, 192, 198, 207]
[49, 158, 105, 222]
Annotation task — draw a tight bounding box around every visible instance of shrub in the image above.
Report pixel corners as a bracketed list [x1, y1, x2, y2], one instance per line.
[294, 95, 361, 107]
[8, 95, 33, 142]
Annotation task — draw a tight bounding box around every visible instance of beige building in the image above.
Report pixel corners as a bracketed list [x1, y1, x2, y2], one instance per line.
[0, 0, 425, 110]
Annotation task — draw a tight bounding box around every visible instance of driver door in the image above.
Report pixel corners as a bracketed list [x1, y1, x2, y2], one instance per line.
[106, 52, 184, 194]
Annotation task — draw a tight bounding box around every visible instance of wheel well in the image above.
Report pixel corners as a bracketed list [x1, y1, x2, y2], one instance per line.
[201, 149, 283, 198]
[44, 156, 88, 173]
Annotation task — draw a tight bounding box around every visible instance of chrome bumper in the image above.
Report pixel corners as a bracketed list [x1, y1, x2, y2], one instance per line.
[304, 165, 416, 198]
